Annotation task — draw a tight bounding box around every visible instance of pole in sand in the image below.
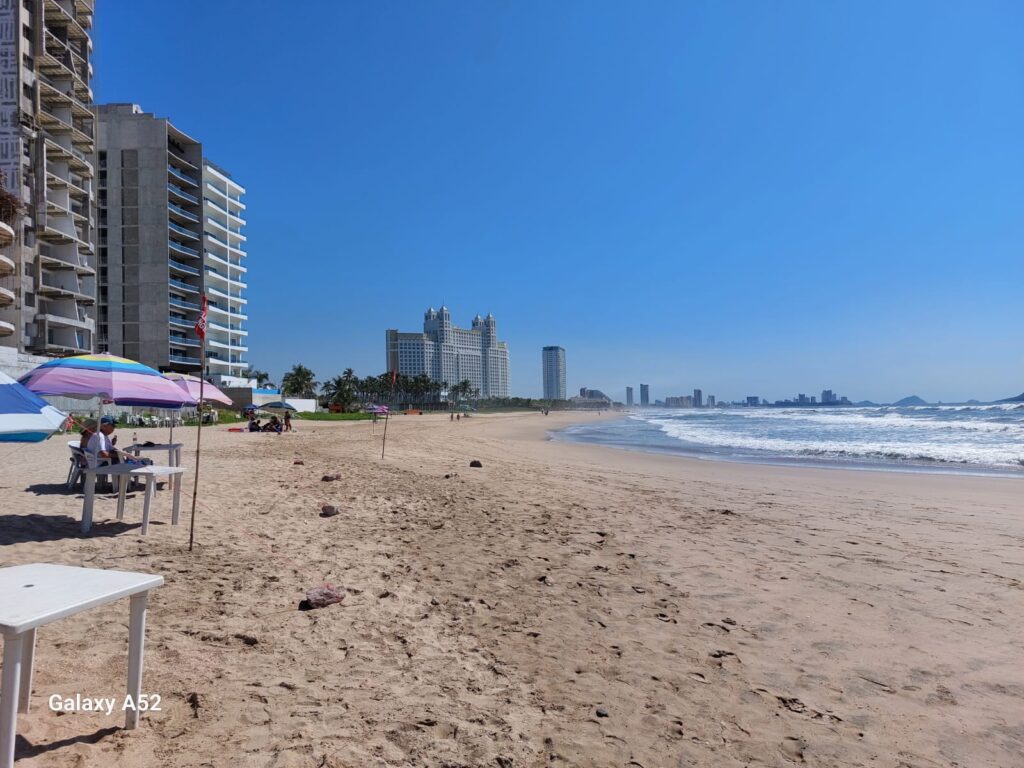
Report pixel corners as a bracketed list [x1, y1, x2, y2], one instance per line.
[188, 295, 209, 551]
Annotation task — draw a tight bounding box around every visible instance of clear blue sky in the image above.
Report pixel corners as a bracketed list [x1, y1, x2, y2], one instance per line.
[94, 1, 1024, 403]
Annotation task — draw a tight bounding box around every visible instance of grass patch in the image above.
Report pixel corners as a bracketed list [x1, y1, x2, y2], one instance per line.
[295, 412, 375, 421]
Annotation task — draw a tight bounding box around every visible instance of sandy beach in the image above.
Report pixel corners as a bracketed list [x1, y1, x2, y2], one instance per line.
[1, 411, 1022, 767]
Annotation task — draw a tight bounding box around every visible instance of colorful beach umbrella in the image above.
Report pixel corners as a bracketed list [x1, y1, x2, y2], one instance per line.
[163, 372, 234, 406]
[18, 353, 197, 408]
[0, 371, 67, 443]
[258, 401, 297, 413]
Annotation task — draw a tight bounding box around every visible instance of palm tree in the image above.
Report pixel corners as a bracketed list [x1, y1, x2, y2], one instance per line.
[280, 364, 318, 398]
[321, 375, 357, 411]
[245, 368, 274, 389]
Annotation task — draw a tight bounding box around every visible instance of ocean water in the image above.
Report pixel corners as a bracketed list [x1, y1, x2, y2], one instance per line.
[553, 405, 1024, 476]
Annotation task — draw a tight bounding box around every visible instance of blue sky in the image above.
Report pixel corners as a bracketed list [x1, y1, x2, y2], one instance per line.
[94, 1, 1024, 403]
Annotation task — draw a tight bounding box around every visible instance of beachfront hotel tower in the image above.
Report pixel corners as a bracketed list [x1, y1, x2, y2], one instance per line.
[0, 0, 97, 357]
[386, 306, 510, 399]
[542, 345, 566, 400]
[95, 104, 250, 385]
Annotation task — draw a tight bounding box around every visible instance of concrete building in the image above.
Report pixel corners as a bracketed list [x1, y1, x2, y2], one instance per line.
[625, 386, 633, 406]
[95, 104, 250, 384]
[0, 0, 97, 358]
[707, 394, 716, 407]
[570, 387, 611, 407]
[541, 345, 565, 400]
[639, 383, 649, 406]
[693, 388, 703, 408]
[386, 306, 510, 399]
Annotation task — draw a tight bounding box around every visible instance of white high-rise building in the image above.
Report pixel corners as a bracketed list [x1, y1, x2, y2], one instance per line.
[542, 345, 566, 400]
[386, 306, 510, 398]
[201, 161, 249, 385]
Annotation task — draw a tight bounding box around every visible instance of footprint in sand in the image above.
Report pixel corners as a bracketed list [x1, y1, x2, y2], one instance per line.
[781, 736, 807, 762]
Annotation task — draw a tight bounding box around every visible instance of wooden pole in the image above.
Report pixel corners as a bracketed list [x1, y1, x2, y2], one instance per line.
[380, 411, 389, 459]
[188, 342, 206, 551]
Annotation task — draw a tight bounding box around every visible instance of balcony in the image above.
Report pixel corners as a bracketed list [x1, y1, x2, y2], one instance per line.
[168, 221, 200, 241]
[170, 335, 200, 348]
[169, 259, 200, 276]
[167, 183, 199, 205]
[207, 302, 247, 321]
[169, 315, 193, 329]
[167, 165, 199, 188]
[169, 278, 199, 295]
[204, 196, 246, 225]
[168, 239, 200, 258]
[0, 222, 13, 248]
[0, 253, 14, 277]
[37, 282, 94, 304]
[209, 320, 248, 336]
[206, 250, 247, 273]
[0, 320, 13, 337]
[207, 285, 246, 304]
[204, 267, 246, 289]
[168, 353, 202, 367]
[0, 286, 14, 305]
[168, 202, 199, 224]
[169, 296, 200, 312]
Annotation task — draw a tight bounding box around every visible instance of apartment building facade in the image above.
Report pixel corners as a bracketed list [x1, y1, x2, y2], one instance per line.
[0, 0, 97, 359]
[541, 345, 566, 400]
[386, 306, 510, 399]
[95, 104, 250, 384]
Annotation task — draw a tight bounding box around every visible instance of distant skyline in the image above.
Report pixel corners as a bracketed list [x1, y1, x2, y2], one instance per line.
[93, 1, 1023, 402]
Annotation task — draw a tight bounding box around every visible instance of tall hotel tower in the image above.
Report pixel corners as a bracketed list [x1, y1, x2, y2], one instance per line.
[387, 306, 510, 399]
[95, 104, 250, 384]
[0, 0, 97, 358]
[542, 345, 566, 400]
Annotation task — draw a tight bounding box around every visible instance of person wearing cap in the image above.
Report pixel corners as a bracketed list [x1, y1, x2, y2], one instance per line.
[84, 415, 118, 469]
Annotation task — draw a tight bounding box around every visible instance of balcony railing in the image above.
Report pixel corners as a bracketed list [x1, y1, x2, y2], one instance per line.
[168, 353, 202, 365]
[167, 165, 199, 187]
[168, 202, 199, 223]
[168, 240, 199, 258]
[169, 297, 200, 311]
[169, 259, 200, 276]
[167, 183, 199, 205]
[169, 278, 199, 294]
[169, 315, 192, 328]
[168, 221, 200, 240]
[170, 335, 200, 347]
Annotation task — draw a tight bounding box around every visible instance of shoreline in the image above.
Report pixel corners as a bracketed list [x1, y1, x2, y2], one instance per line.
[549, 410, 1024, 480]
[3, 411, 1022, 766]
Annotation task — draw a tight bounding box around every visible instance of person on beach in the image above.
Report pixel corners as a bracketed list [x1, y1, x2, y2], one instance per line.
[283, 411, 292, 432]
[248, 416, 260, 432]
[84, 415, 118, 468]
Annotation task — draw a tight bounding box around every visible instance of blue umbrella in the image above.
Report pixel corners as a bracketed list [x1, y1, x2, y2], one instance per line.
[258, 401, 297, 413]
[0, 371, 67, 442]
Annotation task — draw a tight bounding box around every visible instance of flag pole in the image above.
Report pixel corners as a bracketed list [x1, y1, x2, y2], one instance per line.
[188, 295, 208, 551]
[381, 367, 396, 459]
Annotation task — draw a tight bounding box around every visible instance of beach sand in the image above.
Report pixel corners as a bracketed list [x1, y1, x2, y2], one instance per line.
[1, 411, 1021, 767]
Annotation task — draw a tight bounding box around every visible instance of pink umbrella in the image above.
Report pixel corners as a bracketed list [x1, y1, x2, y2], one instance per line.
[162, 373, 233, 406]
[19, 353, 196, 407]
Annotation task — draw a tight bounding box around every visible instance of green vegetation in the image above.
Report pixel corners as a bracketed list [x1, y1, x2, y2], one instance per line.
[295, 412, 374, 421]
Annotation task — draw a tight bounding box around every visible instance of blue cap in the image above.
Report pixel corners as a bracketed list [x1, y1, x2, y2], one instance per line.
[100, 415, 116, 425]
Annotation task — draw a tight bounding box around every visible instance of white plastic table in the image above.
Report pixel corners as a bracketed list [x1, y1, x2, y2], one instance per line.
[82, 464, 187, 535]
[124, 442, 183, 468]
[0, 564, 163, 768]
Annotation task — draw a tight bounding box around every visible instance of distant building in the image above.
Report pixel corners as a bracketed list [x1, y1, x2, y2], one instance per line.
[746, 396, 760, 407]
[707, 395, 716, 407]
[386, 306, 510, 398]
[821, 389, 835, 404]
[570, 387, 611, 408]
[541, 346, 566, 400]
[640, 383, 650, 406]
[693, 388, 703, 408]
[626, 386, 634, 406]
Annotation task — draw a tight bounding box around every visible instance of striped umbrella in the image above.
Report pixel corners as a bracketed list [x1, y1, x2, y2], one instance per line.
[163, 373, 234, 406]
[0, 371, 67, 443]
[18, 353, 197, 407]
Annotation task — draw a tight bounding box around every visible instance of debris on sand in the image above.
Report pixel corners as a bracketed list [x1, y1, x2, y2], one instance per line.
[293, 459, 304, 465]
[470, 460, 483, 468]
[321, 473, 341, 482]
[299, 584, 345, 611]
[320, 505, 340, 518]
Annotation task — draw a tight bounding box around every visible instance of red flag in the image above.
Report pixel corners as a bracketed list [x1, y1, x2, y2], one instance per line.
[391, 368, 397, 389]
[195, 294, 208, 340]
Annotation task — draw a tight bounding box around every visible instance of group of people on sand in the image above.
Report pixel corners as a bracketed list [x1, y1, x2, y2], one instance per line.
[77, 416, 153, 489]
[247, 411, 292, 434]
